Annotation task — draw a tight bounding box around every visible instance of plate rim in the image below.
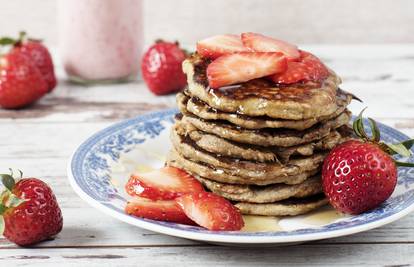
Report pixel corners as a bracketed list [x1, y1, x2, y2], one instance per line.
[67, 108, 414, 244]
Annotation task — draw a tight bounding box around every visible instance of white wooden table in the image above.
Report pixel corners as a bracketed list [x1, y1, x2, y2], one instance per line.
[1, 45, 414, 266]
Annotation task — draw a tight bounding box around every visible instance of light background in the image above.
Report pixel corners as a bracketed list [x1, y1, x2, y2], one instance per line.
[0, 0, 413, 48]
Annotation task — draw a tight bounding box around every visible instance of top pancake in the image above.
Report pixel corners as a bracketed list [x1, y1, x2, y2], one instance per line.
[183, 53, 342, 120]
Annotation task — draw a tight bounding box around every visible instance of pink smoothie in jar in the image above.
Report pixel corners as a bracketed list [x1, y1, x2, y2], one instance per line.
[58, 0, 143, 83]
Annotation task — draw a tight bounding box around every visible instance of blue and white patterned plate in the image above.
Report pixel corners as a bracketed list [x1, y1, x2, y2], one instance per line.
[68, 109, 414, 246]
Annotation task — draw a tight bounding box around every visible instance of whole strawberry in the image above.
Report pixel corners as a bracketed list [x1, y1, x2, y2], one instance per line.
[141, 40, 187, 95]
[12, 32, 57, 92]
[322, 110, 414, 214]
[0, 171, 63, 246]
[0, 50, 48, 109]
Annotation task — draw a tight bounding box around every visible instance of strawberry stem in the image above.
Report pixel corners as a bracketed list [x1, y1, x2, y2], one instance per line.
[9, 168, 23, 179]
[0, 32, 38, 50]
[353, 108, 414, 167]
[18, 31, 26, 42]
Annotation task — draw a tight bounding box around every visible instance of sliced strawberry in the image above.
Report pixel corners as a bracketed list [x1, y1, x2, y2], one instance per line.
[175, 192, 244, 231]
[125, 197, 195, 225]
[269, 50, 329, 84]
[196, 34, 250, 59]
[241, 32, 300, 61]
[207, 52, 287, 89]
[125, 167, 204, 200]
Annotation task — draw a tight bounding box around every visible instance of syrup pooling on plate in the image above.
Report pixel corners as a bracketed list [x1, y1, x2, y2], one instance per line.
[302, 208, 344, 226]
[242, 216, 282, 232]
[241, 206, 345, 232]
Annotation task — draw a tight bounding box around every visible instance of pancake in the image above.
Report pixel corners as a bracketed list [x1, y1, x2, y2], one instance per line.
[170, 129, 327, 179]
[166, 148, 320, 185]
[178, 110, 351, 147]
[177, 88, 353, 130]
[183, 53, 341, 120]
[275, 127, 351, 161]
[197, 175, 323, 203]
[235, 194, 329, 216]
[176, 123, 348, 163]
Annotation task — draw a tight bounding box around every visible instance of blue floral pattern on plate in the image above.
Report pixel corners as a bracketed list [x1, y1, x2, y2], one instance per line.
[68, 109, 414, 244]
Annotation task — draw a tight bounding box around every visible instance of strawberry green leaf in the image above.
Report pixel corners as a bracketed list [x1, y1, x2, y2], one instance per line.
[0, 204, 6, 215]
[0, 37, 15, 46]
[368, 117, 380, 142]
[0, 204, 7, 235]
[353, 108, 370, 140]
[400, 139, 414, 151]
[0, 191, 8, 205]
[357, 116, 369, 140]
[0, 216, 4, 235]
[4, 194, 25, 208]
[387, 143, 412, 157]
[395, 161, 414, 167]
[0, 174, 15, 191]
[352, 117, 362, 138]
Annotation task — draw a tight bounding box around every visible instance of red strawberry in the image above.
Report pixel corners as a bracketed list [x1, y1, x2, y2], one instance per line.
[0, 50, 48, 109]
[175, 192, 244, 231]
[270, 50, 329, 84]
[13, 40, 57, 92]
[322, 110, 414, 214]
[0, 172, 63, 246]
[125, 197, 195, 225]
[125, 167, 204, 200]
[141, 40, 187, 95]
[323, 140, 397, 214]
[207, 52, 287, 89]
[241, 32, 300, 61]
[196, 34, 249, 59]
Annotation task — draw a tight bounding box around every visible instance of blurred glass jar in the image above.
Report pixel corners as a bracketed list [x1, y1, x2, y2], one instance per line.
[58, 0, 143, 84]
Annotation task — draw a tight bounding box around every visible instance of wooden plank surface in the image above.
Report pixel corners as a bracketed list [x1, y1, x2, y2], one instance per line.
[0, 45, 413, 266]
[1, 244, 414, 267]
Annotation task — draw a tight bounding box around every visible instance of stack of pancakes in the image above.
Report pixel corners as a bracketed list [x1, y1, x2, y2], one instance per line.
[167, 53, 355, 217]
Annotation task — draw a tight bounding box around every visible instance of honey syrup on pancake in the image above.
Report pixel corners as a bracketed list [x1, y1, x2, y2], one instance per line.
[183, 88, 353, 122]
[190, 53, 327, 102]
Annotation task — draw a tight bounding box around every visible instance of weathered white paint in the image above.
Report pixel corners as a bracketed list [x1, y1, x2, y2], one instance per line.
[0, 244, 414, 267]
